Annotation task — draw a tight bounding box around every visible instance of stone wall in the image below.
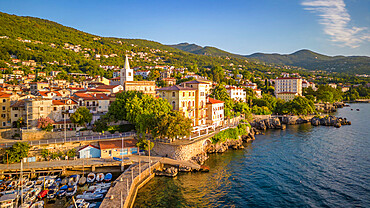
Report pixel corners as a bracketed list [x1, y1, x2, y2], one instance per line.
[21, 130, 95, 141]
[152, 138, 211, 161]
[0, 128, 19, 140]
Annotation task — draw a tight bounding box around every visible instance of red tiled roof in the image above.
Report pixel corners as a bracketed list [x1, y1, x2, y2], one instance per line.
[157, 85, 196, 91]
[78, 144, 100, 152]
[0, 93, 12, 98]
[52, 99, 78, 105]
[39, 91, 62, 97]
[207, 97, 224, 104]
[276, 77, 301, 80]
[96, 85, 120, 89]
[99, 139, 137, 150]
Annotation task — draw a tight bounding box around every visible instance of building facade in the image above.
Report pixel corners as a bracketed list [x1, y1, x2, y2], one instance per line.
[274, 77, 302, 101]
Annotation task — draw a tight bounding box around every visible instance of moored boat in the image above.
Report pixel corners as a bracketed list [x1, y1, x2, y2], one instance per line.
[65, 185, 77, 196]
[78, 176, 87, 186]
[86, 173, 95, 183]
[68, 175, 80, 186]
[95, 173, 104, 182]
[30, 200, 44, 208]
[76, 192, 104, 201]
[104, 173, 112, 182]
[56, 185, 68, 198]
[61, 178, 68, 186]
[47, 185, 58, 199]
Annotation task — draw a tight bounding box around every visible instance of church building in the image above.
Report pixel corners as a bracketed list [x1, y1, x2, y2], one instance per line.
[119, 56, 156, 96]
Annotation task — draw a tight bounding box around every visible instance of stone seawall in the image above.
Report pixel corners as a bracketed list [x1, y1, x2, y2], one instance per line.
[152, 137, 212, 161]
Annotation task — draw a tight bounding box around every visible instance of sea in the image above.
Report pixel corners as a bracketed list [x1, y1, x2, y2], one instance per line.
[134, 103, 370, 208]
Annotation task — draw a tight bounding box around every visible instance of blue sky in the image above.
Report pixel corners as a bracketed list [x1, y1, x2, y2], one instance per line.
[1, 0, 369, 56]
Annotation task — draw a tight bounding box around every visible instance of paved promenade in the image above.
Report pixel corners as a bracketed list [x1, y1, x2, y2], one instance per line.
[0, 155, 200, 172]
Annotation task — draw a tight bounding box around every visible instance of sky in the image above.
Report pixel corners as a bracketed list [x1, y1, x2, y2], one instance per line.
[1, 0, 369, 56]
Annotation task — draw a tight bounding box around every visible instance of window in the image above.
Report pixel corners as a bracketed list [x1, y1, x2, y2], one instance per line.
[171, 101, 176, 110]
[189, 92, 191, 96]
[192, 101, 195, 106]
[40, 107, 43, 111]
[192, 92, 195, 96]
[200, 92, 204, 96]
[129, 72, 132, 76]
[15, 114, 18, 118]
[2, 99, 5, 103]
[1, 114, 5, 118]
[2, 122, 5, 127]
[2, 106, 5, 111]
[162, 92, 165, 97]
[183, 92, 185, 97]
[54, 107, 57, 111]
[172, 92, 175, 97]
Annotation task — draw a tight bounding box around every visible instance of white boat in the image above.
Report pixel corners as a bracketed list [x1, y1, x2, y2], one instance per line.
[65, 185, 77, 196]
[24, 186, 42, 202]
[87, 183, 110, 192]
[86, 173, 95, 183]
[47, 185, 58, 199]
[19, 200, 33, 208]
[44, 176, 57, 188]
[68, 175, 80, 186]
[78, 176, 86, 186]
[30, 200, 44, 208]
[95, 173, 104, 182]
[69, 199, 89, 208]
[76, 192, 104, 201]
[0, 191, 18, 208]
[23, 181, 35, 190]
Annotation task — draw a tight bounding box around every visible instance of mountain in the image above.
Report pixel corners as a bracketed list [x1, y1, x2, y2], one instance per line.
[246, 49, 370, 74]
[0, 11, 267, 78]
[168, 43, 247, 59]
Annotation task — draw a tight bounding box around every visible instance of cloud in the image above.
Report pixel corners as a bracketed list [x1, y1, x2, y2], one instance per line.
[302, 0, 370, 48]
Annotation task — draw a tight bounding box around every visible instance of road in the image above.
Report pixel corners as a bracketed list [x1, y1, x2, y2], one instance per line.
[0, 132, 136, 148]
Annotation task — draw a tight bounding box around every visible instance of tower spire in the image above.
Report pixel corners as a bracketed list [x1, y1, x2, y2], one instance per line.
[124, 55, 130, 70]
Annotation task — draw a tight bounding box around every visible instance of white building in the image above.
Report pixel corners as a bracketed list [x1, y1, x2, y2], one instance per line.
[206, 97, 224, 128]
[226, 86, 246, 102]
[135, 70, 151, 79]
[274, 77, 302, 101]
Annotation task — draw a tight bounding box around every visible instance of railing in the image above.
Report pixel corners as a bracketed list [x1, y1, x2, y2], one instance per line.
[0, 132, 136, 148]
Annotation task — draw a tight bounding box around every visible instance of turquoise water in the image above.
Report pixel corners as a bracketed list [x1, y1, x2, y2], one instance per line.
[134, 103, 370, 208]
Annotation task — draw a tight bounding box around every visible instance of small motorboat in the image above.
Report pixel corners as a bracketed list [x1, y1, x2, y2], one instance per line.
[30, 200, 45, 208]
[53, 178, 62, 187]
[87, 173, 95, 183]
[95, 173, 104, 182]
[56, 185, 68, 198]
[68, 175, 80, 186]
[0, 190, 18, 208]
[68, 199, 89, 208]
[44, 175, 57, 188]
[37, 189, 48, 199]
[47, 185, 58, 199]
[88, 202, 102, 208]
[25, 186, 42, 202]
[78, 176, 87, 186]
[76, 192, 104, 201]
[104, 173, 112, 182]
[65, 185, 77, 196]
[23, 181, 35, 189]
[61, 177, 68, 186]
[19, 200, 33, 208]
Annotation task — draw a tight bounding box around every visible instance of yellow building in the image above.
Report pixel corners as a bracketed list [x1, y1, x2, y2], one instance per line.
[180, 80, 211, 126]
[0, 93, 13, 128]
[276, 92, 298, 101]
[157, 85, 197, 126]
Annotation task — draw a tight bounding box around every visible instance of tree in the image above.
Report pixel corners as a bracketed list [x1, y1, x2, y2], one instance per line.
[152, 111, 192, 140]
[37, 117, 54, 131]
[70, 107, 92, 127]
[3, 142, 30, 164]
